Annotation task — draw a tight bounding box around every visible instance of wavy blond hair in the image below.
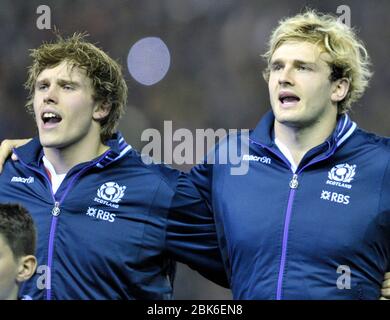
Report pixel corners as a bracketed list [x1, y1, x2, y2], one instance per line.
[262, 9, 372, 114]
[25, 33, 128, 142]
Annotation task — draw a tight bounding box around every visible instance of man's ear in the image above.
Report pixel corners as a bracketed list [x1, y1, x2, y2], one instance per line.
[331, 78, 350, 103]
[93, 101, 112, 121]
[16, 255, 37, 283]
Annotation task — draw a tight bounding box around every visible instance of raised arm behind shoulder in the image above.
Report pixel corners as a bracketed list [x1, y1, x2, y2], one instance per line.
[0, 138, 31, 173]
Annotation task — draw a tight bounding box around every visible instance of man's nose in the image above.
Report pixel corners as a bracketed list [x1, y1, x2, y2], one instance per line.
[278, 66, 294, 86]
[43, 86, 58, 104]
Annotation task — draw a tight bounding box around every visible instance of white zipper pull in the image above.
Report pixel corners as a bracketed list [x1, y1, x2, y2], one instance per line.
[52, 201, 61, 216]
[289, 174, 299, 189]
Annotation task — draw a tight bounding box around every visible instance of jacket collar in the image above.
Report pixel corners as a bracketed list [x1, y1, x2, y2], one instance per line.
[249, 110, 357, 152]
[13, 132, 132, 169]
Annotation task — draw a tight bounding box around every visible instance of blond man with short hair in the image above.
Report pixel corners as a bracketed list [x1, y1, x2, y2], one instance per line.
[188, 10, 390, 299]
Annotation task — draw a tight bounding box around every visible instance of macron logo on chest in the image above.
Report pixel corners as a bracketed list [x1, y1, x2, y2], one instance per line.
[242, 154, 271, 164]
[11, 176, 35, 184]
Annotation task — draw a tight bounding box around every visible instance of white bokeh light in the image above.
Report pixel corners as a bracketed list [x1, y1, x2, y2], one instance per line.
[127, 37, 171, 86]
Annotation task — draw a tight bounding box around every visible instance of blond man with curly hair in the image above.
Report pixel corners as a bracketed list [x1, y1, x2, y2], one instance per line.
[0, 33, 227, 299]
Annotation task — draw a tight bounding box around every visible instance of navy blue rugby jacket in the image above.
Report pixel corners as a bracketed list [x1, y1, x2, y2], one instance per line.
[0, 133, 227, 299]
[189, 111, 390, 300]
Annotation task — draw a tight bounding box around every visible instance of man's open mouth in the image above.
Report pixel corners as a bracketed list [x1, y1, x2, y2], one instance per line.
[41, 112, 62, 124]
[279, 92, 300, 104]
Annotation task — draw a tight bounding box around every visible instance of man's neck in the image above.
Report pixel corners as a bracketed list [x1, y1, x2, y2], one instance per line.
[274, 116, 337, 167]
[43, 137, 109, 175]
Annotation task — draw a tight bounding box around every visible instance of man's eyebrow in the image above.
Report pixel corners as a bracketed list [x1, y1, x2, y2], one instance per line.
[270, 58, 316, 66]
[293, 60, 316, 67]
[57, 79, 80, 86]
[35, 78, 48, 84]
[35, 78, 80, 86]
[270, 59, 283, 65]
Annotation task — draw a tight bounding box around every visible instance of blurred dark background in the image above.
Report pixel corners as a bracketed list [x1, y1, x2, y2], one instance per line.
[1, 0, 389, 299]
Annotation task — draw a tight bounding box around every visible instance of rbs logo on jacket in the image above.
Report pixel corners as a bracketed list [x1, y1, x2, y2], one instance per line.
[320, 190, 350, 205]
[321, 163, 356, 205]
[86, 207, 116, 223]
[87, 182, 127, 223]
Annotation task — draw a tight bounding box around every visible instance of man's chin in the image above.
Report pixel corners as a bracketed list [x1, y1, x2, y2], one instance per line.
[275, 112, 301, 125]
[39, 139, 62, 149]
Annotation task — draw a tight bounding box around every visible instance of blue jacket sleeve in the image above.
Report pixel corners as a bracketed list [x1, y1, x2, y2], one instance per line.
[165, 172, 229, 288]
[379, 154, 390, 272]
[186, 142, 233, 283]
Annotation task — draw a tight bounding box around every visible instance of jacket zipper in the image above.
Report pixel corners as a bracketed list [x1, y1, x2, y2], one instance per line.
[47, 202, 60, 300]
[275, 145, 340, 299]
[276, 173, 298, 300]
[15, 152, 110, 300]
[250, 139, 338, 300]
